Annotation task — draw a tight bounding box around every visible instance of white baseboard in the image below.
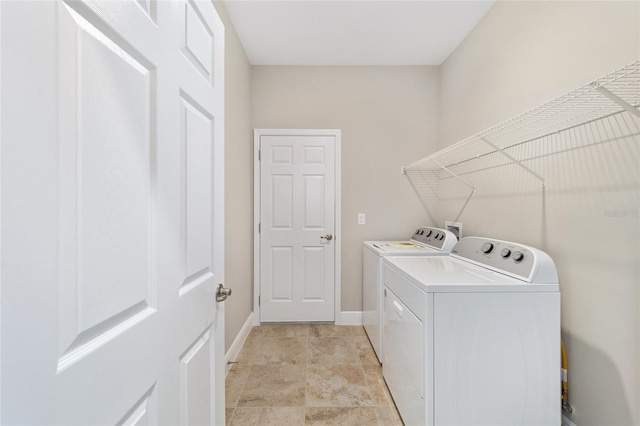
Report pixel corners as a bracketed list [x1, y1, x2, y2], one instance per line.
[225, 312, 254, 376]
[245, 311, 363, 327]
[562, 414, 577, 426]
[337, 311, 363, 325]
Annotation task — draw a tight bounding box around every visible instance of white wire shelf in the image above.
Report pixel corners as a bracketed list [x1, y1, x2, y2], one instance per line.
[404, 60, 640, 220]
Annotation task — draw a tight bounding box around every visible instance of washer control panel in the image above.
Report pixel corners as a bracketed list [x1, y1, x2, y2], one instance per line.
[450, 237, 554, 282]
[411, 227, 456, 251]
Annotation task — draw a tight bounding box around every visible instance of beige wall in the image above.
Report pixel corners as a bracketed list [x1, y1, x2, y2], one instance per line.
[212, 1, 253, 351]
[252, 66, 440, 311]
[439, 2, 640, 425]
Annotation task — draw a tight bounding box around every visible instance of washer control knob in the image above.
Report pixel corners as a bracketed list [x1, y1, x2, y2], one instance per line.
[439, 234, 444, 240]
[426, 230, 432, 237]
[512, 251, 524, 262]
[501, 248, 511, 258]
[481, 242, 494, 254]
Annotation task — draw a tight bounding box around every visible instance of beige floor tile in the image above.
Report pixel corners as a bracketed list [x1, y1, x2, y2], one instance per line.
[242, 333, 263, 348]
[238, 365, 306, 407]
[234, 343, 259, 365]
[253, 337, 309, 364]
[308, 337, 360, 364]
[246, 326, 265, 341]
[310, 324, 352, 337]
[354, 336, 379, 364]
[232, 328, 265, 365]
[305, 407, 378, 425]
[226, 364, 252, 408]
[375, 406, 404, 426]
[348, 326, 368, 338]
[362, 364, 393, 406]
[230, 407, 305, 426]
[306, 364, 373, 407]
[227, 322, 402, 425]
[261, 323, 310, 337]
[225, 408, 235, 426]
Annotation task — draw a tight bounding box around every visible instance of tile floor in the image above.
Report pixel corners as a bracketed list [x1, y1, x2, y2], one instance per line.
[225, 324, 404, 426]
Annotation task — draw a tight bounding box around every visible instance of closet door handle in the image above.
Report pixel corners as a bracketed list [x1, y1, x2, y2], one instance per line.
[320, 234, 333, 241]
[216, 284, 232, 302]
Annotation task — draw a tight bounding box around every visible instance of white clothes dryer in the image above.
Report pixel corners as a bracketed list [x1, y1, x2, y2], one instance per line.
[382, 236, 561, 426]
[362, 227, 457, 363]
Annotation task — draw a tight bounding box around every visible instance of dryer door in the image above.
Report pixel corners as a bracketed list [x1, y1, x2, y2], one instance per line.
[383, 285, 424, 426]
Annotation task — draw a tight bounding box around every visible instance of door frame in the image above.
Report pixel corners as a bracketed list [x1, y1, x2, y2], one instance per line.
[253, 129, 341, 325]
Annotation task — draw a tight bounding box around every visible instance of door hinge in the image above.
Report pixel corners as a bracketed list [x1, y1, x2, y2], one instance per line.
[258, 295, 261, 306]
[258, 150, 261, 161]
[258, 222, 261, 233]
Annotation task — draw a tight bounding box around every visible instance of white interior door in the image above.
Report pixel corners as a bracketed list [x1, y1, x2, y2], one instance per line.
[0, 1, 225, 424]
[257, 130, 339, 322]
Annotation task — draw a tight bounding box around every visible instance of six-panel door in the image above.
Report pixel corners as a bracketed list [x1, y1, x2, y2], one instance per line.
[1, 1, 225, 424]
[260, 134, 337, 322]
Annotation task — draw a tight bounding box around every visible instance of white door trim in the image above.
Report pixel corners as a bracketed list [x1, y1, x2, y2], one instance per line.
[253, 129, 341, 325]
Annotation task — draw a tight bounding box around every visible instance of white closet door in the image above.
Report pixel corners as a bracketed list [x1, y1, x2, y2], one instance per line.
[0, 1, 225, 424]
[259, 132, 337, 322]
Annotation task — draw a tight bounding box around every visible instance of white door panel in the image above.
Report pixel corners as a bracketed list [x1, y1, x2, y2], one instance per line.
[1, 1, 225, 424]
[303, 247, 325, 300]
[56, 0, 158, 373]
[259, 133, 338, 322]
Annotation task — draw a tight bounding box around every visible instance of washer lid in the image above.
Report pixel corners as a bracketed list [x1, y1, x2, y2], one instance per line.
[384, 256, 559, 293]
[363, 227, 458, 255]
[364, 241, 443, 255]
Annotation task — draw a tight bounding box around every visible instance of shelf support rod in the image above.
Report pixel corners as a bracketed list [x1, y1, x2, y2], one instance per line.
[480, 137, 545, 186]
[431, 159, 476, 191]
[453, 189, 475, 223]
[594, 86, 640, 119]
[431, 159, 476, 222]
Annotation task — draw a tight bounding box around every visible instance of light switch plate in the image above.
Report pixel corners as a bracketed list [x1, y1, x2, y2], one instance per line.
[358, 213, 365, 225]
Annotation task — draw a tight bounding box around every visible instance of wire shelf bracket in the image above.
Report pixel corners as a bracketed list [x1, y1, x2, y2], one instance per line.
[594, 85, 640, 119]
[479, 137, 546, 186]
[431, 159, 476, 222]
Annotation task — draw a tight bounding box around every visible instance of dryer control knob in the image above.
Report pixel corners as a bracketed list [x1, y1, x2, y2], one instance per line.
[439, 234, 444, 240]
[426, 230, 432, 237]
[501, 248, 511, 258]
[481, 242, 494, 254]
[512, 251, 524, 261]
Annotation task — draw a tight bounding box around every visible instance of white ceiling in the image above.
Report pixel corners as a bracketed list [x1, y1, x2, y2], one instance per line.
[223, 1, 495, 66]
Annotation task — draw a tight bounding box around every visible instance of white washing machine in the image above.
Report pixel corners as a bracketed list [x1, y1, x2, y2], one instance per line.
[363, 227, 457, 363]
[382, 236, 561, 426]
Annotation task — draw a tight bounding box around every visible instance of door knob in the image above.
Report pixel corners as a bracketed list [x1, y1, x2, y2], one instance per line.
[216, 283, 232, 302]
[320, 234, 333, 241]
